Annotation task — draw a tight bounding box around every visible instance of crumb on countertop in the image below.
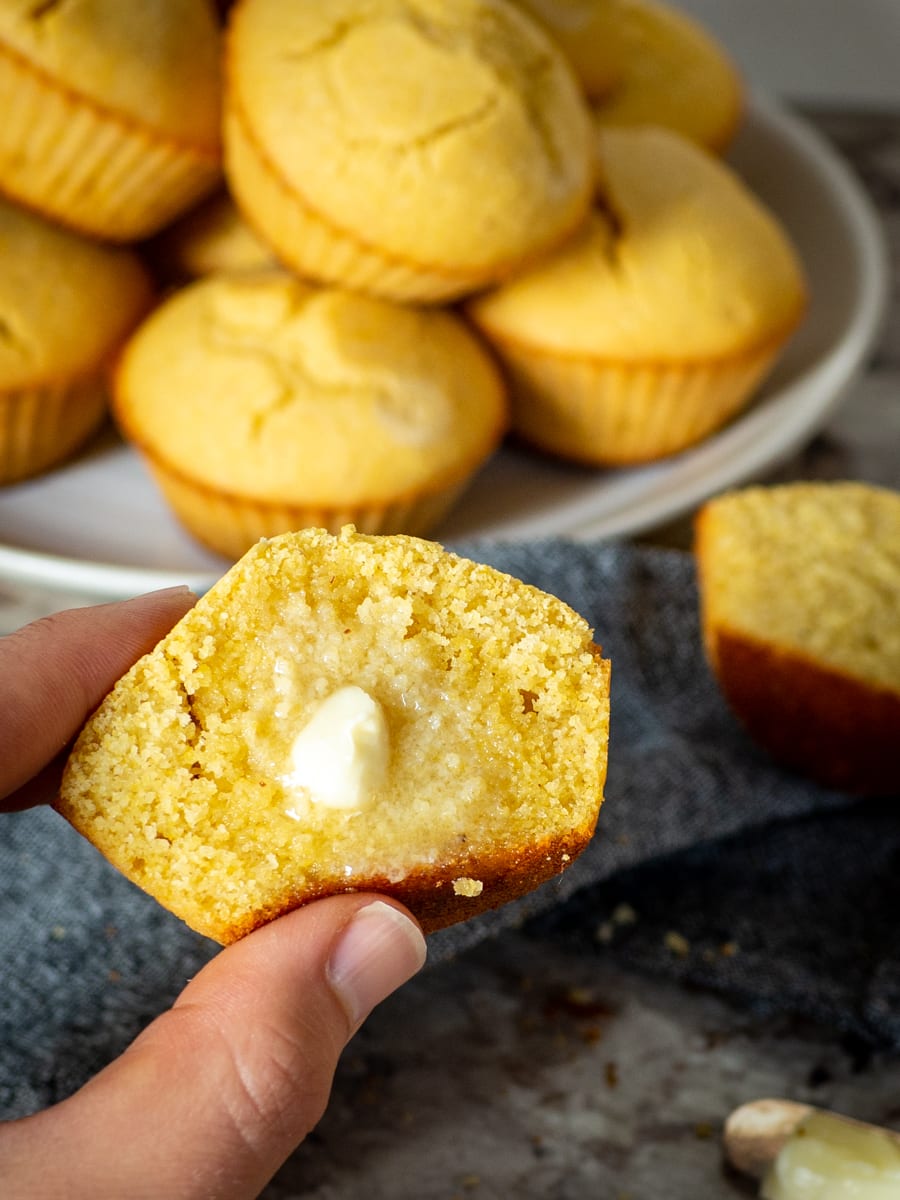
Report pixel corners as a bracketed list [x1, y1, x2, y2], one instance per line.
[664, 930, 691, 958]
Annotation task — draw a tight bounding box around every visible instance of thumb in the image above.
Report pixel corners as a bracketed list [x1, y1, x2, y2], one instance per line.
[1, 895, 426, 1200]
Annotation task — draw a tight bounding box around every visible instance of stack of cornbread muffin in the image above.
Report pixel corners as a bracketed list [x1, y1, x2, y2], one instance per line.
[0, 0, 807, 557]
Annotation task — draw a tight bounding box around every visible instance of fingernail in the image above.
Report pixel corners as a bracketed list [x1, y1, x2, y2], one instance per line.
[124, 585, 197, 608]
[139, 585, 197, 600]
[327, 901, 427, 1032]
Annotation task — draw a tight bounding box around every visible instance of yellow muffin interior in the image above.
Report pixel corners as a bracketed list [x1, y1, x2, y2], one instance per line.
[698, 483, 900, 694]
[60, 528, 610, 942]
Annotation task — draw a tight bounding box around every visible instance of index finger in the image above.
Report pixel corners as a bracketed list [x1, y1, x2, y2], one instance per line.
[0, 587, 196, 811]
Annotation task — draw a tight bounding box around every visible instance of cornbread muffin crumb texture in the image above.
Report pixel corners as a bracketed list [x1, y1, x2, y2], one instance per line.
[59, 528, 611, 943]
[696, 483, 900, 796]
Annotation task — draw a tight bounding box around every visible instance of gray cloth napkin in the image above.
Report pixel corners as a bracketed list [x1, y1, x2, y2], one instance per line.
[1, 540, 891, 1119]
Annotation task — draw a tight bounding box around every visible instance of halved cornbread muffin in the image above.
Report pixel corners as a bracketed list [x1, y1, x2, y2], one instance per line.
[58, 526, 611, 943]
[696, 482, 900, 796]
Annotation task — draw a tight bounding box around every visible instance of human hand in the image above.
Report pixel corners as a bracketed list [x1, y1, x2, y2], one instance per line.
[0, 589, 427, 1199]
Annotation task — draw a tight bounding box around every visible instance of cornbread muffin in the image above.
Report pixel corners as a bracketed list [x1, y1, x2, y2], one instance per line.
[224, 0, 595, 303]
[511, 0, 624, 100]
[114, 270, 507, 557]
[695, 483, 900, 796]
[515, 0, 742, 153]
[58, 527, 611, 943]
[145, 189, 276, 284]
[467, 126, 807, 466]
[0, 194, 151, 485]
[0, 0, 222, 240]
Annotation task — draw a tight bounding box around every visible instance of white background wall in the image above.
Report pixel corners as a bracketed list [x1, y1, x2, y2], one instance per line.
[676, 0, 900, 106]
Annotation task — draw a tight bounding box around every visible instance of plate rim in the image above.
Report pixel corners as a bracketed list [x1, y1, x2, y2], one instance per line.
[0, 92, 890, 597]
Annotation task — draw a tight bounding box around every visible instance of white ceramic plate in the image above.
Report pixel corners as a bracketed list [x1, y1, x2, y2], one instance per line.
[0, 94, 888, 598]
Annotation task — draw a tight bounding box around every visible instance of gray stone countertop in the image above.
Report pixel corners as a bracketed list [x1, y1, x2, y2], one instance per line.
[2, 108, 900, 1198]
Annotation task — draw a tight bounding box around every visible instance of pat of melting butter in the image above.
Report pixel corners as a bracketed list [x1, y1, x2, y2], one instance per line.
[282, 686, 389, 813]
[762, 1111, 900, 1199]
